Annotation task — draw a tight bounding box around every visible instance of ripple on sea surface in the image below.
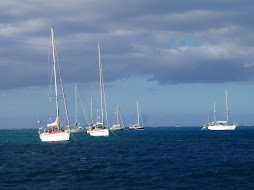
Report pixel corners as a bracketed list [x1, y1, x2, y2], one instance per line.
[1, 127, 254, 189]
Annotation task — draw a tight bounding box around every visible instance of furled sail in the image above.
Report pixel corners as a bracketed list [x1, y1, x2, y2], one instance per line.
[47, 116, 60, 127]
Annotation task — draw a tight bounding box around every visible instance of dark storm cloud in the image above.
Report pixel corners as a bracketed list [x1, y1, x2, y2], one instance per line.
[0, 0, 254, 89]
[148, 60, 254, 84]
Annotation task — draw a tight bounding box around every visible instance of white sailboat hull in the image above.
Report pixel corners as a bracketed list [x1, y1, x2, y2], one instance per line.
[90, 129, 109, 136]
[40, 131, 70, 141]
[67, 127, 86, 133]
[208, 124, 237, 130]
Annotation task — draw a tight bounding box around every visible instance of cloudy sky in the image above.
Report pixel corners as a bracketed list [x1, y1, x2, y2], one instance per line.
[1, 0, 254, 128]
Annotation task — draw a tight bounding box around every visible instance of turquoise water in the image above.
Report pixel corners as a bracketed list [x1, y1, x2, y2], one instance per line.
[0, 127, 254, 189]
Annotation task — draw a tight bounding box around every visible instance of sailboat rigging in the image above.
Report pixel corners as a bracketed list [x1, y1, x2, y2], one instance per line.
[89, 42, 109, 136]
[203, 89, 237, 130]
[110, 105, 125, 131]
[38, 26, 70, 141]
[129, 101, 144, 130]
[68, 85, 88, 133]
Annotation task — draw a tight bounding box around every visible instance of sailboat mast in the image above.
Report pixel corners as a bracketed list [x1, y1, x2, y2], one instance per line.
[51, 26, 70, 128]
[98, 43, 104, 124]
[137, 101, 140, 126]
[91, 97, 93, 124]
[225, 89, 229, 123]
[75, 85, 78, 125]
[213, 101, 216, 123]
[117, 105, 120, 125]
[51, 26, 60, 129]
[97, 108, 99, 122]
[114, 109, 117, 125]
[119, 107, 124, 127]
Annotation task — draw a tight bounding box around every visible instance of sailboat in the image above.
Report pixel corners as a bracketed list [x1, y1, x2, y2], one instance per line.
[68, 86, 87, 133]
[38, 26, 70, 141]
[89, 42, 109, 136]
[110, 105, 125, 131]
[129, 101, 144, 130]
[206, 89, 237, 130]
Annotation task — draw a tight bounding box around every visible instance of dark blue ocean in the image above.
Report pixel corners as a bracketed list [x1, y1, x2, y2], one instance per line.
[0, 127, 254, 189]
